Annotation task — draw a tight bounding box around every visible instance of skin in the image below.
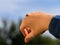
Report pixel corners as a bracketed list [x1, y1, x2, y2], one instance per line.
[20, 12, 54, 43]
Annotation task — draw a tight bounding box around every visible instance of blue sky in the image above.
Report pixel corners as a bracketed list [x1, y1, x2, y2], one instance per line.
[0, 0, 60, 20]
[0, 0, 60, 39]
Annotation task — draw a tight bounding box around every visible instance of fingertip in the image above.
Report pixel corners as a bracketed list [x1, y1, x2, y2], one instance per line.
[25, 37, 29, 43]
[24, 31, 34, 43]
[25, 35, 31, 43]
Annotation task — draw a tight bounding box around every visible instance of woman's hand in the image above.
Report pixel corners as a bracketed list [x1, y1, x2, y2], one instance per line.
[20, 12, 54, 43]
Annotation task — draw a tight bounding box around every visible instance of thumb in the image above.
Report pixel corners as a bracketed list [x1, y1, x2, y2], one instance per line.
[25, 31, 34, 43]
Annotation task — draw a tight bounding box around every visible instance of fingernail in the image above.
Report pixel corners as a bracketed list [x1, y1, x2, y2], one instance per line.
[24, 28, 28, 36]
[25, 38, 29, 43]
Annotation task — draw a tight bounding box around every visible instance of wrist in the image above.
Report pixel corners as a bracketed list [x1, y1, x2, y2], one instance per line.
[46, 15, 54, 30]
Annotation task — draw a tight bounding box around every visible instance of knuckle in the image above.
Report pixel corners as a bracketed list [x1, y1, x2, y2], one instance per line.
[20, 26, 22, 30]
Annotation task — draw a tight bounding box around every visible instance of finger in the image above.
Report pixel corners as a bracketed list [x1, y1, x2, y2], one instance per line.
[20, 20, 27, 36]
[25, 27, 31, 34]
[20, 19, 31, 36]
[20, 26, 26, 36]
[24, 27, 31, 36]
[24, 30, 34, 43]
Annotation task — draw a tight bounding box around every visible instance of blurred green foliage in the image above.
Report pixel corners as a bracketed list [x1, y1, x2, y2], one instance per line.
[0, 19, 60, 45]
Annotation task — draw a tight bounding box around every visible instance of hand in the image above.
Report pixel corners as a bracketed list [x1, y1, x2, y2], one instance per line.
[20, 12, 54, 43]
